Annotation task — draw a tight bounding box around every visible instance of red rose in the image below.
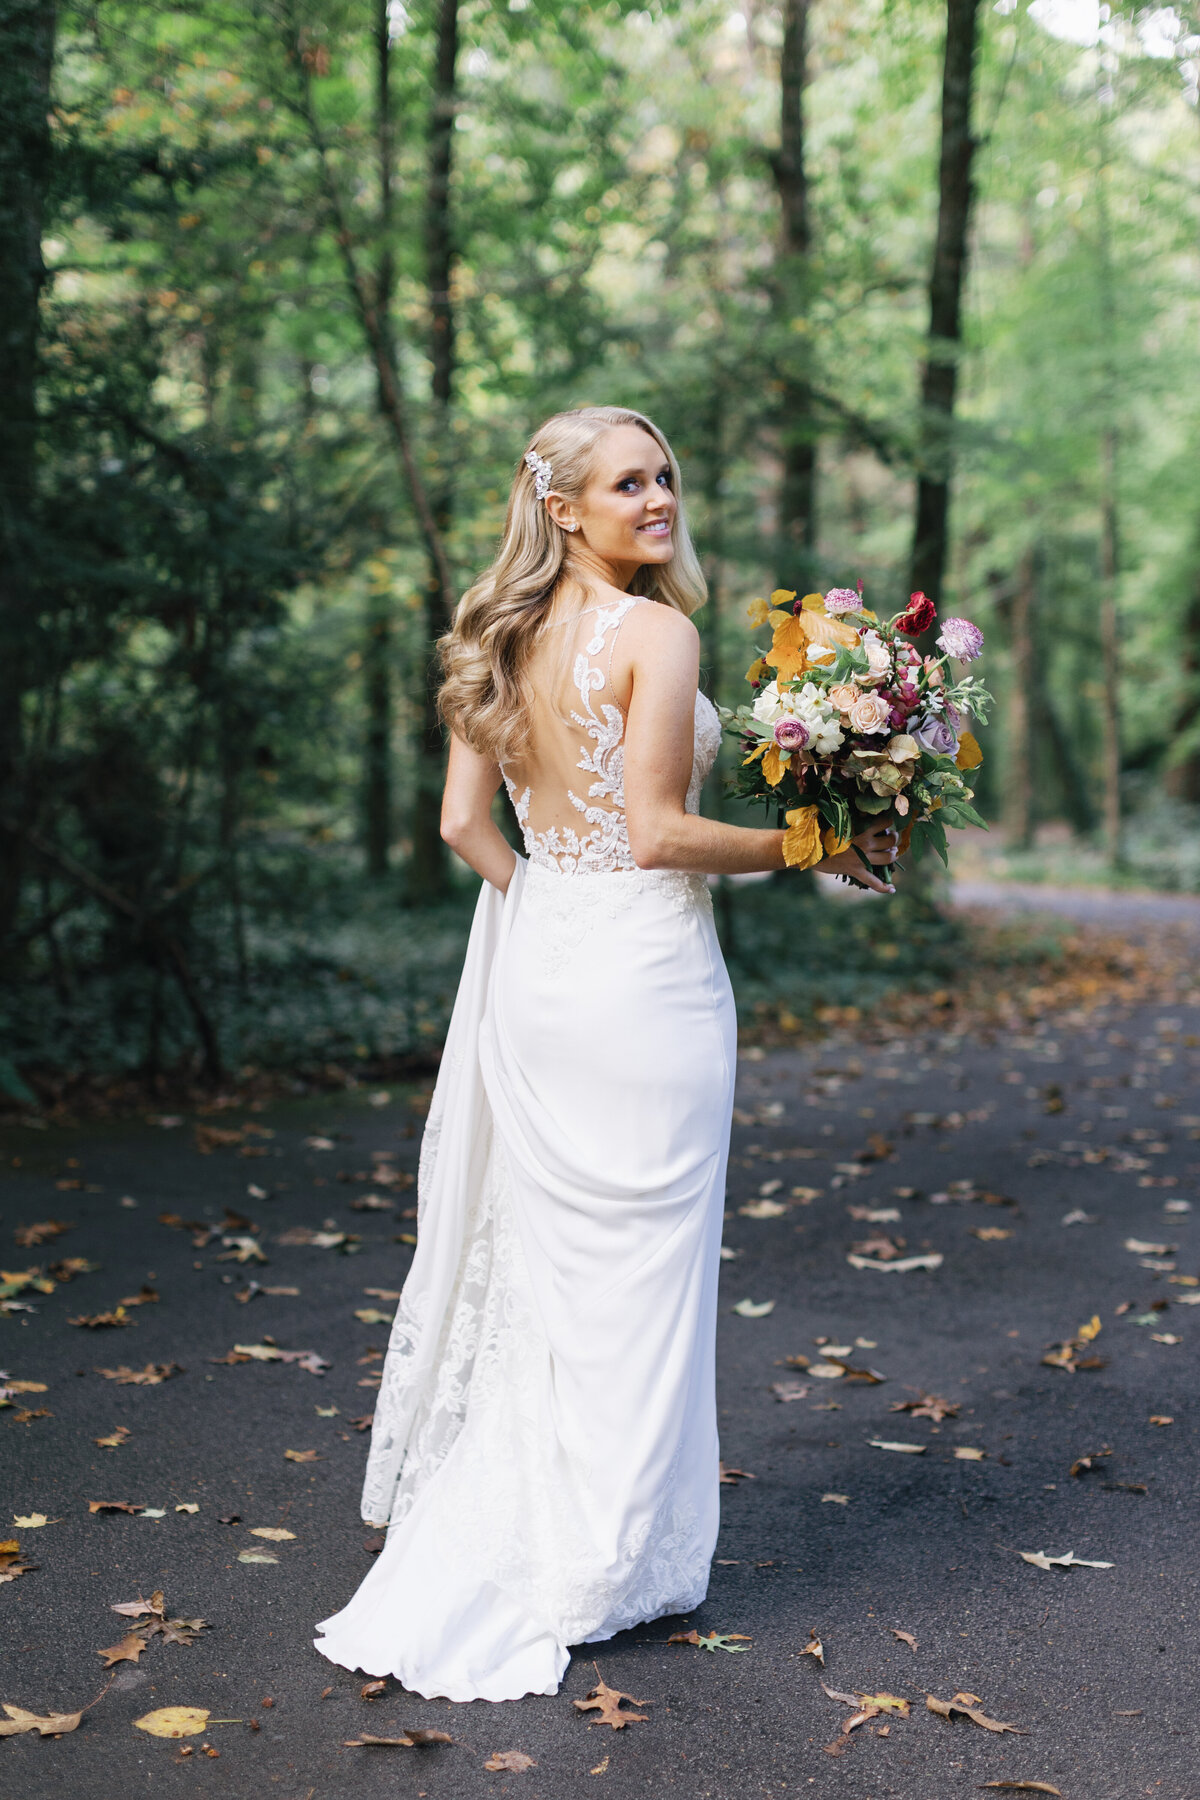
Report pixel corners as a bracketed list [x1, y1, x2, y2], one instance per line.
[896, 592, 936, 636]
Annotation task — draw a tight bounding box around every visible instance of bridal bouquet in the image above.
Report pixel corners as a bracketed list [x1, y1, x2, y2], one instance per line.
[721, 586, 992, 874]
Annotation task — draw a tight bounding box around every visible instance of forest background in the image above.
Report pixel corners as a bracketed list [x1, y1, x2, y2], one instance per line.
[1, 0, 1199, 1095]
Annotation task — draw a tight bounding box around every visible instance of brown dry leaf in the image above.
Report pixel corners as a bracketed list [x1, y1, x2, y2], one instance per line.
[87, 1500, 144, 1514]
[95, 1426, 131, 1450]
[971, 1227, 1012, 1242]
[0, 1702, 84, 1738]
[69, 1307, 131, 1329]
[926, 1692, 1026, 1734]
[954, 1447, 986, 1461]
[250, 1527, 295, 1542]
[97, 1633, 149, 1668]
[573, 1673, 650, 1730]
[360, 1679, 387, 1700]
[117, 1286, 159, 1308]
[823, 1705, 880, 1757]
[591, 1754, 610, 1774]
[2, 1380, 48, 1396]
[134, 1706, 210, 1738]
[1150, 1415, 1174, 1426]
[892, 1628, 918, 1651]
[111, 1591, 164, 1619]
[484, 1750, 537, 1771]
[858, 1692, 909, 1715]
[94, 1363, 180, 1385]
[718, 1462, 756, 1485]
[14, 1221, 72, 1248]
[979, 1785, 1062, 1795]
[158, 1618, 207, 1646]
[1070, 1449, 1113, 1478]
[49, 1257, 98, 1282]
[284, 1448, 321, 1463]
[800, 1628, 824, 1665]
[404, 1727, 453, 1746]
[11, 1407, 51, 1425]
[350, 1413, 374, 1431]
[850, 1233, 907, 1262]
[891, 1393, 959, 1422]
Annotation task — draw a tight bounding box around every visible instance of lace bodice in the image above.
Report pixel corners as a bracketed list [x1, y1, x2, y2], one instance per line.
[501, 596, 722, 876]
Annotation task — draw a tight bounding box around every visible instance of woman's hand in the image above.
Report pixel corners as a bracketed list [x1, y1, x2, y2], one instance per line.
[820, 821, 899, 895]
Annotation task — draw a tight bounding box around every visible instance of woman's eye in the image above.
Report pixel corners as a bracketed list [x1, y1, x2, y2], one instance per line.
[657, 471, 672, 487]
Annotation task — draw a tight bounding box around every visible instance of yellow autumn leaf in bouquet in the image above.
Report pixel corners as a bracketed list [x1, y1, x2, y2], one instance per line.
[822, 826, 852, 857]
[762, 745, 787, 787]
[745, 655, 767, 686]
[956, 730, 983, 771]
[782, 807, 823, 870]
[765, 612, 808, 681]
[746, 598, 770, 627]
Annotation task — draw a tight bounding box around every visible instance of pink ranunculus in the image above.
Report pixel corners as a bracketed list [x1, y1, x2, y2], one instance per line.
[824, 586, 863, 614]
[773, 716, 810, 752]
[848, 691, 892, 735]
[937, 616, 984, 662]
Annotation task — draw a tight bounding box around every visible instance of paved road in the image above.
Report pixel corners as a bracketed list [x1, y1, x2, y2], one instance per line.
[951, 877, 1200, 929]
[3, 982, 1199, 1798]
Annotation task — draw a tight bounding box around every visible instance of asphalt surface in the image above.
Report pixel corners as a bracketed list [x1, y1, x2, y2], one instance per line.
[3, 909, 1200, 1799]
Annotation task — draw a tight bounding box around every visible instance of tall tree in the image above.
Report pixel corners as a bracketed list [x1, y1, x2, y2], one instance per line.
[0, 0, 57, 952]
[770, 0, 818, 589]
[407, 0, 460, 904]
[909, 0, 981, 613]
[364, 0, 397, 878]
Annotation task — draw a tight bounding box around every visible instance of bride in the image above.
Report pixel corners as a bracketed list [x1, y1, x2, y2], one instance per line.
[314, 404, 897, 1703]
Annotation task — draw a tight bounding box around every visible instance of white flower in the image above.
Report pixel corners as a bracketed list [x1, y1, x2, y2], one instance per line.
[754, 679, 842, 755]
[752, 680, 786, 726]
[859, 629, 892, 685]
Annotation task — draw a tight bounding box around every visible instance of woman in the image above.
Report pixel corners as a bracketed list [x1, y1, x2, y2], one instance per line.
[314, 405, 897, 1703]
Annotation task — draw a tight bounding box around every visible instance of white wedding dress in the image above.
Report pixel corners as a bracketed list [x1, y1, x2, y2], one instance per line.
[314, 596, 736, 1702]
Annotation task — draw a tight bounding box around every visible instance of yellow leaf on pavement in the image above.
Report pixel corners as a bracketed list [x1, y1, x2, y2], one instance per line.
[134, 1706, 210, 1738]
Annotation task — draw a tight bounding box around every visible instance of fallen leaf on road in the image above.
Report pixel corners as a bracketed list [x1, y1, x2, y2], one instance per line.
[87, 1500, 144, 1514]
[14, 1221, 72, 1248]
[1125, 1239, 1175, 1256]
[971, 1227, 1011, 1241]
[1070, 1450, 1112, 1477]
[978, 1785, 1061, 1795]
[111, 1592, 164, 1618]
[354, 1309, 393, 1326]
[771, 1380, 810, 1402]
[95, 1364, 180, 1385]
[732, 1298, 775, 1317]
[238, 1550, 278, 1564]
[284, 1449, 320, 1463]
[1, 1380, 48, 1395]
[1150, 1415, 1174, 1426]
[350, 1413, 374, 1431]
[847, 1253, 943, 1273]
[95, 1427, 131, 1450]
[892, 1628, 918, 1650]
[12, 1514, 57, 1528]
[1151, 1332, 1181, 1344]
[666, 1630, 751, 1653]
[718, 1463, 756, 1484]
[10, 1408, 51, 1424]
[360, 1680, 387, 1700]
[250, 1527, 295, 1541]
[175, 1503, 198, 1514]
[892, 1393, 960, 1421]
[848, 1206, 902, 1223]
[926, 1692, 1025, 1734]
[363, 1288, 400, 1301]
[740, 1199, 789, 1220]
[97, 1633, 149, 1667]
[590, 1753, 609, 1774]
[69, 1308, 131, 1329]
[0, 1702, 84, 1738]
[859, 1692, 910, 1715]
[117, 1286, 159, 1308]
[954, 1447, 986, 1461]
[1017, 1550, 1114, 1571]
[573, 1674, 650, 1729]
[1061, 1210, 1095, 1226]
[821, 1493, 849, 1505]
[800, 1629, 824, 1665]
[344, 1729, 453, 1748]
[484, 1750, 536, 1770]
[869, 1440, 926, 1454]
[134, 1707, 210, 1738]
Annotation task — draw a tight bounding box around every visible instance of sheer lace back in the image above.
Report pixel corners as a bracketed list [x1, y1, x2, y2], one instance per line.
[501, 595, 721, 876]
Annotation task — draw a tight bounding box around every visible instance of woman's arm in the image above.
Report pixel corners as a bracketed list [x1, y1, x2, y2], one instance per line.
[620, 604, 897, 893]
[440, 731, 519, 893]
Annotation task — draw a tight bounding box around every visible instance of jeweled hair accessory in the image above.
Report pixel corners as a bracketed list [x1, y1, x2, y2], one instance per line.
[524, 449, 553, 501]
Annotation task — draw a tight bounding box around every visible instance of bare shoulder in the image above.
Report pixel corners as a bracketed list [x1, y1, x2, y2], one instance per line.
[622, 598, 700, 656]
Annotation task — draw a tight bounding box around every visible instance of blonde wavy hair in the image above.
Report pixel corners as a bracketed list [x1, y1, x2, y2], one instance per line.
[438, 405, 706, 766]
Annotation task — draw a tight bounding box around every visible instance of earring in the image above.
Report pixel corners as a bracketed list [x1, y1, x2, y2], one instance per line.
[564, 522, 578, 533]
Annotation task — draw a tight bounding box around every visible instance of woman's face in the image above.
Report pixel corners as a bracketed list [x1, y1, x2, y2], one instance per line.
[562, 425, 677, 578]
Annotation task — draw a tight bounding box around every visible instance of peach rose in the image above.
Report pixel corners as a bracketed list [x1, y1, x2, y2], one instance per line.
[828, 682, 863, 714]
[848, 691, 891, 735]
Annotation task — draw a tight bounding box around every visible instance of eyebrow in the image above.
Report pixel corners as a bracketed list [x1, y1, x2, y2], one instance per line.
[612, 461, 671, 480]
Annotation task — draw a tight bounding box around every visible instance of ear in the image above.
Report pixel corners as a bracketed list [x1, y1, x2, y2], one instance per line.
[544, 493, 579, 534]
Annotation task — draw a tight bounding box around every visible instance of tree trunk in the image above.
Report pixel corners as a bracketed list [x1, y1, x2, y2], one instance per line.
[909, 0, 981, 616]
[1003, 546, 1035, 850]
[698, 388, 738, 953]
[0, 0, 57, 953]
[771, 0, 817, 592]
[363, 582, 393, 876]
[364, 0, 395, 878]
[406, 0, 460, 905]
[1099, 427, 1122, 867]
[1165, 553, 1200, 804]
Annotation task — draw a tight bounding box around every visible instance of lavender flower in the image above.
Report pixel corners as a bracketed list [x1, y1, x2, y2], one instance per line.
[936, 617, 984, 662]
[912, 715, 959, 757]
[824, 586, 862, 615]
[774, 716, 810, 751]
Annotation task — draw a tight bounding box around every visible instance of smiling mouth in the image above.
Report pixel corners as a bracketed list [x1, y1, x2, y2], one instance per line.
[637, 520, 671, 536]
